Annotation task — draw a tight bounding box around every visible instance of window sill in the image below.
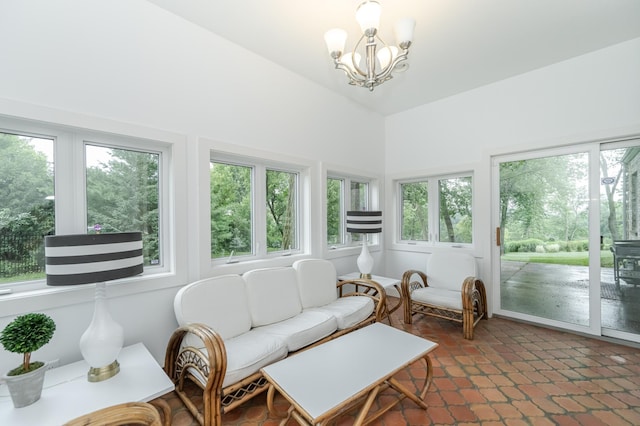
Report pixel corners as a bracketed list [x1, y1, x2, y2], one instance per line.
[0, 273, 179, 317]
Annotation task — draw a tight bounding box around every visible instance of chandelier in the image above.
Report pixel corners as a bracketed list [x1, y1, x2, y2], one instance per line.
[324, 1, 415, 91]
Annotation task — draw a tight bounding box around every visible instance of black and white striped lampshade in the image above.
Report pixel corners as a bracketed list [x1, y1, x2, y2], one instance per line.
[45, 232, 144, 286]
[346, 211, 382, 234]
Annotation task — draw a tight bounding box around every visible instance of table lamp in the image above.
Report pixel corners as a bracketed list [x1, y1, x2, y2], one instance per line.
[45, 232, 143, 382]
[346, 210, 382, 279]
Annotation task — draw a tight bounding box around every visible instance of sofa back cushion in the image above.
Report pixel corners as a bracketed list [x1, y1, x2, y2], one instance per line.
[292, 259, 338, 308]
[427, 252, 477, 292]
[174, 274, 251, 340]
[243, 267, 303, 327]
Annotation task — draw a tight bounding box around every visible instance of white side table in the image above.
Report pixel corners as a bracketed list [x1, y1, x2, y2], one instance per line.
[0, 342, 174, 426]
[338, 272, 403, 321]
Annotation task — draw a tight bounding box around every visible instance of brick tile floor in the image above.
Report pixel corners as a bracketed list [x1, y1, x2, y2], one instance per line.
[154, 298, 640, 425]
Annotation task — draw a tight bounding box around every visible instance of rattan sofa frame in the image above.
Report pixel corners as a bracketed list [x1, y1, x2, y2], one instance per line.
[164, 278, 387, 426]
[401, 270, 487, 340]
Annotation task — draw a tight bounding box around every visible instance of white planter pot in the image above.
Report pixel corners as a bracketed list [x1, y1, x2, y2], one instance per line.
[3, 363, 48, 408]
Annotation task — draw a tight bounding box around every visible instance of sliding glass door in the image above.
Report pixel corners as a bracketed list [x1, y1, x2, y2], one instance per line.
[600, 143, 640, 340]
[494, 139, 640, 342]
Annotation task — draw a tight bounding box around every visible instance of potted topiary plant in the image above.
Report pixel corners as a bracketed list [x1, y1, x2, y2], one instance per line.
[1, 313, 56, 408]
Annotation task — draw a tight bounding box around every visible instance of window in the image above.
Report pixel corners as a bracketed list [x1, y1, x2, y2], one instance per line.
[400, 181, 428, 241]
[326, 174, 372, 247]
[211, 156, 301, 261]
[0, 118, 170, 289]
[438, 176, 472, 243]
[210, 162, 253, 258]
[0, 132, 54, 284]
[398, 174, 473, 245]
[266, 169, 298, 252]
[85, 144, 161, 266]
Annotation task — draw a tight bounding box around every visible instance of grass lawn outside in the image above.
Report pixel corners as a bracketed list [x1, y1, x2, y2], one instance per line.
[501, 250, 614, 267]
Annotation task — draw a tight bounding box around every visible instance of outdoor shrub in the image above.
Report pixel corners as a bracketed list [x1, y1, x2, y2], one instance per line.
[545, 243, 560, 253]
[535, 245, 545, 253]
[505, 238, 545, 253]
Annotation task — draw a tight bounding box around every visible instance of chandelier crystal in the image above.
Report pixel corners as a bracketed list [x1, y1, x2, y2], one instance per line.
[324, 1, 415, 91]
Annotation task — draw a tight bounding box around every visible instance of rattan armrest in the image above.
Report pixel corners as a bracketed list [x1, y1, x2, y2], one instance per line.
[338, 278, 387, 322]
[401, 269, 428, 294]
[164, 323, 226, 426]
[63, 401, 165, 426]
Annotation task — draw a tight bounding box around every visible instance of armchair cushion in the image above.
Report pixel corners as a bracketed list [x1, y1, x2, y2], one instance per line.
[427, 252, 477, 291]
[411, 287, 462, 310]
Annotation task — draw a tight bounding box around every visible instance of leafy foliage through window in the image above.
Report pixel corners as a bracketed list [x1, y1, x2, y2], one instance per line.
[0, 132, 54, 283]
[326, 175, 371, 247]
[85, 144, 161, 266]
[211, 158, 300, 260]
[0, 126, 166, 286]
[399, 175, 473, 245]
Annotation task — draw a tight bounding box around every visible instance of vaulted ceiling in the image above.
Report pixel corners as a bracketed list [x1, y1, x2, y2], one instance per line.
[147, 0, 640, 116]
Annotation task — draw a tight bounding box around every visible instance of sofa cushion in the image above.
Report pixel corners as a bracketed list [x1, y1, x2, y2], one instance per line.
[222, 330, 288, 388]
[243, 267, 303, 327]
[307, 296, 374, 330]
[174, 274, 251, 340]
[188, 329, 288, 389]
[256, 310, 337, 352]
[292, 259, 338, 308]
[411, 286, 463, 310]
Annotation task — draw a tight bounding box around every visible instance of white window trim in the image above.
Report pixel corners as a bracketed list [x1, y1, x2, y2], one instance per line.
[322, 163, 383, 259]
[201, 138, 314, 276]
[0, 112, 186, 315]
[388, 166, 477, 254]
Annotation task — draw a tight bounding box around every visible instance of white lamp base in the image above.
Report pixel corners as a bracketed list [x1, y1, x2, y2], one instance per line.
[357, 238, 374, 279]
[79, 282, 124, 382]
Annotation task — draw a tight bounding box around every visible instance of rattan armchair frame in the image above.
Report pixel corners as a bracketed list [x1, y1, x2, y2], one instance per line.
[63, 400, 170, 426]
[164, 278, 387, 426]
[401, 270, 487, 340]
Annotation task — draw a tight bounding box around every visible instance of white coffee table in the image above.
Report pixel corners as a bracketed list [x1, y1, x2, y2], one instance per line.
[339, 273, 403, 322]
[261, 323, 438, 425]
[0, 343, 174, 425]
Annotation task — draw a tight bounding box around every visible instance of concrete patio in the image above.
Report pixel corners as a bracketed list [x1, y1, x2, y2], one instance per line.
[501, 261, 640, 334]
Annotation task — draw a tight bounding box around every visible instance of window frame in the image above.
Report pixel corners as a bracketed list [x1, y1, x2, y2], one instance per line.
[393, 171, 475, 250]
[0, 115, 175, 300]
[324, 168, 382, 256]
[205, 141, 312, 273]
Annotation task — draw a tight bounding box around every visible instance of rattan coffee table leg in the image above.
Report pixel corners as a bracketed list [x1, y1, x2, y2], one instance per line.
[266, 384, 290, 418]
[353, 386, 381, 425]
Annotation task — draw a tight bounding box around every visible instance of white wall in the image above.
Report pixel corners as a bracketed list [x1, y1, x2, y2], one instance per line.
[0, 0, 384, 369]
[384, 37, 640, 311]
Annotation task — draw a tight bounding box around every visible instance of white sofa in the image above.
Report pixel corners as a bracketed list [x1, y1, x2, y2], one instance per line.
[164, 259, 387, 426]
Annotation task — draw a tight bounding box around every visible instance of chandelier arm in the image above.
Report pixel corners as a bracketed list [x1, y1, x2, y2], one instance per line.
[373, 48, 409, 83]
[333, 61, 367, 85]
[351, 33, 368, 78]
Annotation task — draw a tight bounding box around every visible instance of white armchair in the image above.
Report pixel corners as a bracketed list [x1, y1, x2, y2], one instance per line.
[401, 252, 487, 340]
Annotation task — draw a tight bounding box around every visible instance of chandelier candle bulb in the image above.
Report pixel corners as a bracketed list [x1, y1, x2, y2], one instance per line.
[395, 18, 416, 46]
[355, 0, 382, 33]
[324, 28, 347, 55]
